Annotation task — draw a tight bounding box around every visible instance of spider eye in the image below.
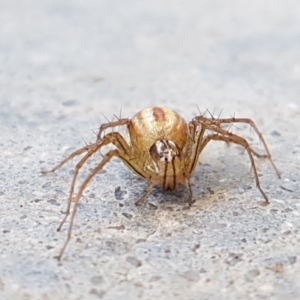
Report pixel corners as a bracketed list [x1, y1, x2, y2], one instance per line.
[149, 140, 180, 162]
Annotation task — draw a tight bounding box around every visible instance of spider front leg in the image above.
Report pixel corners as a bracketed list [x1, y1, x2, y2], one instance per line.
[56, 132, 134, 232]
[57, 149, 121, 261]
[42, 143, 99, 232]
[96, 118, 130, 142]
[41, 144, 95, 174]
[57, 146, 153, 261]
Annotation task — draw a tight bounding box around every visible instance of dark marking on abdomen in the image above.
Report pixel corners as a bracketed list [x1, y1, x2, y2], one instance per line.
[152, 107, 166, 122]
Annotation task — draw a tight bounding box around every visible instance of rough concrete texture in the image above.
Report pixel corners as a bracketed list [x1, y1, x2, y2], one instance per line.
[1, 0, 300, 299]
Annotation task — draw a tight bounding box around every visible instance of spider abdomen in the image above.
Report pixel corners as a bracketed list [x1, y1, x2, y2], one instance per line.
[128, 107, 188, 152]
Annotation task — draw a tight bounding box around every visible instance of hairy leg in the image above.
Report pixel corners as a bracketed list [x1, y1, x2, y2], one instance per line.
[57, 132, 133, 232]
[41, 144, 95, 174]
[97, 118, 130, 141]
[192, 116, 280, 178]
[135, 183, 155, 205]
[194, 131, 271, 203]
[57, 149, 121, 261]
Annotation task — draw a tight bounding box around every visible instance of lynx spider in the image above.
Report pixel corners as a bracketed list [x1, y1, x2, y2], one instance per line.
[43, 107, 280, 260]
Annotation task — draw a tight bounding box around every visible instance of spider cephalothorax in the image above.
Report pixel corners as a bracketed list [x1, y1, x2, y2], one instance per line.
[43, 107, 280, 260]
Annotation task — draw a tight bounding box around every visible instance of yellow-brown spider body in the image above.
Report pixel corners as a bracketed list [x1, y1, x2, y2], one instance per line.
[127, 107, 189, 192]
[129, 107, 188, 151]
[43, 107, 280, 260]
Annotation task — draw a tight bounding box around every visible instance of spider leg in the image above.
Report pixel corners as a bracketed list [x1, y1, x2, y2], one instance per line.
[208, 123, 278, 173]
[184, 179, 193, 206]
[200, 132, 270, 203]
[245, 147, 267, 159]
[57, 132, 134, 232]
[41, 144, 95, 174]
[57, 134, 152, 260]
[186, 120, 208, 174]
[97, 118, 130, 141]
[135, 183, 155, 205]
[57, 149, 121, 261]
[193, 116, 280, 178]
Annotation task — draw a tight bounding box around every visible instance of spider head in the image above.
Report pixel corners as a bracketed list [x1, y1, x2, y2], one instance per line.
[148, 140, 182, 191]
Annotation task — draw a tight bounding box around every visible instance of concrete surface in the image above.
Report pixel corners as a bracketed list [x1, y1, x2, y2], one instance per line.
[1, 0, 300, 299]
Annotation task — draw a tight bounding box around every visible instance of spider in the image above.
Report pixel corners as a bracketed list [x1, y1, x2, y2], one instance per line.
[42, 107, 280, 260]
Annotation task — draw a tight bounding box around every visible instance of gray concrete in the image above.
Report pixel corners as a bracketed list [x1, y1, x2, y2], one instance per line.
[1, 0, 300, 299]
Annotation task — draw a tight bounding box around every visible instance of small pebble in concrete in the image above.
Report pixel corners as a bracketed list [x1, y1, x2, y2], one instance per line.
[207, 187, 214, 194]
[89, 289, 105, 298]
[42, 182, 51, 188]
[122, 212, 133, 220]
[270, 130, 281, 137]
[226, 253, 243, 266]
[90, 276, 103, 285]
[181, 270, 200, 282]
[266, 263, 284, 273]
[108, 224, 125, 230]
[114, 186, 127, 200]
[243, 185, 252, 190]
[18, 180, 29, 184]
[23, 146, 33, 151]
[126, 256, 142, 267]
[47, 199, 60, 206]
[288, 256, 297, 265]
[62, 99, 78, 107]
[149, 275, 162, 282]
[147, 202, 158, 210]
[247, 269, 260, 279]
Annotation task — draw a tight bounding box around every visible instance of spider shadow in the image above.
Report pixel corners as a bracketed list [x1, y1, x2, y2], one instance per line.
[134, 152, 264, 208]
[192, 150, 269, 201]
[115, 140, 273, 209]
